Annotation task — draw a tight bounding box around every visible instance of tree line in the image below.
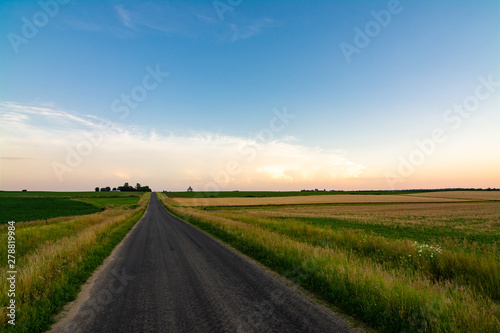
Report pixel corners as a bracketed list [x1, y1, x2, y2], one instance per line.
[95, 182, 151, 192]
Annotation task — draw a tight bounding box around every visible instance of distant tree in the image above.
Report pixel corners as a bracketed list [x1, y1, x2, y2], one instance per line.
[115, 182, 151, 192]
[118, 182, 135, 191]
[138, 185, 152, 192]
[95, 187, 100, 192]
[106, 186, 111, 192]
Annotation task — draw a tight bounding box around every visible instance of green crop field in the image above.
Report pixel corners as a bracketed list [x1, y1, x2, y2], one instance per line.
[0, 197, 101, 224]
[0, 191, 143, 198]
[75, 196, 141, 209]
[0, 192, 145, 224]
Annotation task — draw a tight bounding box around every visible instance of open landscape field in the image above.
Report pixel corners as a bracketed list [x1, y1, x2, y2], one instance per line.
[159, 191, 500, 332]
[170, 191, 494, 207]
[166, 190, 433, 198]
[0, 191, 143, 224]
[405, 190, 500, 201]
[0, 192, 149, 332]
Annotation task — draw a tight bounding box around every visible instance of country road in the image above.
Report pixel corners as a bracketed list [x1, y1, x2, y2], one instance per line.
[50, 193, 353, 333]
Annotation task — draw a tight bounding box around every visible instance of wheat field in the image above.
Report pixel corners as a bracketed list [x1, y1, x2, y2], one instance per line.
[405, 190, 500, 201]
[172, 192, 476, 207]
[159, 193, 500, 332]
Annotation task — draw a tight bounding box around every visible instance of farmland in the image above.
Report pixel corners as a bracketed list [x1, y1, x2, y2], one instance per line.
[0, 191, 142, 223]
[167, 190, 433, 198]
[159, 191, 500, 332]
[0, 192, 149, 332]
[0, 191, 144, 198]
[171, 193, 474, 207]
[0, 197, 101, 224]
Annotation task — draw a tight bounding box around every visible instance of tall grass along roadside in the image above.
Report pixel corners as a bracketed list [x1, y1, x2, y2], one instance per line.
[158, 193, 500, 332]
[0, 193, 150, 333]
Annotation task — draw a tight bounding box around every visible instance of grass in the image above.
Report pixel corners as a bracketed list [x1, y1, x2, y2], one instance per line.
[74, 196, 141, 209]
[158, 193, 500, 332]
[0, 193, 150, 332]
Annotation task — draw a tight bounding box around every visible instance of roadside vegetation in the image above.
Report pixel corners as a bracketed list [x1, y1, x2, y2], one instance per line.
[158, 192, 500, 332]
[0, 192, 149, 333]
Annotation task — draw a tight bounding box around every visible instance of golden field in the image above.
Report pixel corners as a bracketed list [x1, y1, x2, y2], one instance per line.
[172, 192, 475, 207]
[405, 190, 500, 201]
[160, 192, 500, 332]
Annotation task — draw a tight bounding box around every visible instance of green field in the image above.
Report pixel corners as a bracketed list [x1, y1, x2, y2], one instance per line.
[0, 197, 101, 224]
[0, 192, 144, 224]
[75, 196, 141, 209]
[0, 191, 143, 198]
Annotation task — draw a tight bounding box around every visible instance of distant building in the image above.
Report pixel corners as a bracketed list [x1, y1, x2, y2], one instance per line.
[187, 186, 193, 192]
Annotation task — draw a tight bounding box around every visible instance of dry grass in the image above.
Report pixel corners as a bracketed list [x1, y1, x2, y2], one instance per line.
[0, 193, 150, 331]
[173, 194, 471, 207]
[233, 202, 500, 230]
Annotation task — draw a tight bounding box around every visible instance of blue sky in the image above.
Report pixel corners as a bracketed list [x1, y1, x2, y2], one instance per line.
[1, 0, 499, 191]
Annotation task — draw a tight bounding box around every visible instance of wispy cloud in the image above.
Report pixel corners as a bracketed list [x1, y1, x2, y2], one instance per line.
[115, 4, 133, 28]
[0, 102, 102, 130]
[0, 102, 365, 191]
[106, 2, 279, 42]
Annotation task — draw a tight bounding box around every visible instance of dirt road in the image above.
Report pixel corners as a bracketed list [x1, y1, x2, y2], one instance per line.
[51, 193, 352, 333]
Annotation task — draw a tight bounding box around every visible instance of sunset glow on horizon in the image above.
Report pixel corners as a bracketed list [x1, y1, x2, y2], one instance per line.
[1, 1, 499, 192]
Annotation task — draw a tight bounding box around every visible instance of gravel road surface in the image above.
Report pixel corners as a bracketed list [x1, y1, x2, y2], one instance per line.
[51, 193, 353, 333]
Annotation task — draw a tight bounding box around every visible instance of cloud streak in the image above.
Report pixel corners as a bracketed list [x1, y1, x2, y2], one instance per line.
[0, 102, 365, 191]
[108, 2, 279, 42]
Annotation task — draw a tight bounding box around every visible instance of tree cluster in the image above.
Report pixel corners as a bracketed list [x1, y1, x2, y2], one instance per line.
[95, 186, 114, 192]
[117, 182, 151, 192]
[94, 182, 151, 192]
